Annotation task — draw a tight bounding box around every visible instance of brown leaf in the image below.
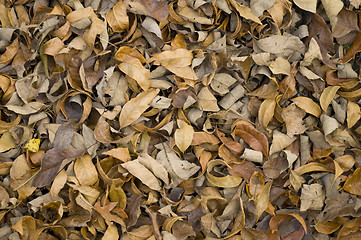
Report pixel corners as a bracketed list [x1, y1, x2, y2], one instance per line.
[232, 120, 269, 156]
[281, 104, 307, 137]
[32, 148, 84, 188]
[135, 0, 169, 21]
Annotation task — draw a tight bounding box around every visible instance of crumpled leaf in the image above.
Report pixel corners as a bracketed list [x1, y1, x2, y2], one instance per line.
[300, 184, 325, 211]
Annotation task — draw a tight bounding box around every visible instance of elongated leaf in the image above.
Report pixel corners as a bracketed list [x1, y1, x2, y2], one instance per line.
[119, 88, 159, 129]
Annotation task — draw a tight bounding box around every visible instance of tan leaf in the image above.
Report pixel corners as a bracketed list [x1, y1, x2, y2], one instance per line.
[320, 86, 341, 112]
[0, 131, 16, 152]
[281, 104, 307, 137]
[149, 49, 198, 80]
[119, 88, 159, 129]
[228, 0, 262, 24]
[175, 120, 194, 153]
[105, 0, 129, 32]
[300, 184, 325, 211]
[269, 130, 296, 155]
[258, 98, 276, 127]
[0, 38, 18, 65]
[118, 57, 150, 91]
[347, 101, 361, 128]
[197, 87, 220, 112]
[269, 57, 291, 75]
[74, 154, 98, 186]
[137, 153, 169, 185]
[121, 160, 161, 191]
[102, 223, 119, 240]
[293, 0, 317, 13]
[210, 73, 237, 95]
[291, 96, 321, 117]
[102, 147, 131, 162]
[321, 0, 343, 27]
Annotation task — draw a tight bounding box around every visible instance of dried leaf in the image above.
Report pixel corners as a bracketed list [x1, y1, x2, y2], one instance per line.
[119, 88, 159, 129]
[122, 159, 162, 191]
[106, 0, 129, 32]
[74, 154, 98, 186]
[175, 120, 194, 152]
[320, 86, 341, 112]
[258, 98, 276, 127]
[291, 96, 321, 117]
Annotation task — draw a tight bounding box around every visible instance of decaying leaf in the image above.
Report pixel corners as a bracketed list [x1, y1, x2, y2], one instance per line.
[2, 1, 361, 238]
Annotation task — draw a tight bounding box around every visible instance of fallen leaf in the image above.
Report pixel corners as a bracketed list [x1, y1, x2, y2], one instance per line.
[175, 119, 194, 152]
[291, 96, 321, 117]
[300, 184, 325, 211]
[233, 121, 269, 156]
[119, 88, 159, 129]
[281, 104, 307, 137]
[74, 154, 98, 186]
[197, 87, 220, 112]
[320, 86, 341, 112]
[149, 49, 198, 80]
[105, 0, 129, 32]
[258, 98, 276, 127]
[293, 0, 317, 13]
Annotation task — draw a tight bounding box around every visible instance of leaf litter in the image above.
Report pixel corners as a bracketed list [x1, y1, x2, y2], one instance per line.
[0, 0, 361, 239]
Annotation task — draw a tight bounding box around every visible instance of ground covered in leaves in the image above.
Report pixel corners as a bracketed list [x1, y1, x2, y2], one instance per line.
[2, 0, 361, 239]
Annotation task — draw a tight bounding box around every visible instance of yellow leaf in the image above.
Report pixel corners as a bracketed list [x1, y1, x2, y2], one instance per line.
[320, 86, 340, 112]
[175, 120, 194, 152]
[24, 138, 40, 153]
[119, 88, 159, 129]
[291, 96, 321, 117]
